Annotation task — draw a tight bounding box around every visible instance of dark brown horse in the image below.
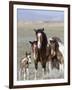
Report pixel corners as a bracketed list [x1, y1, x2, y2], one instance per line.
[49, 38, 64, 71]
[34, 28, 48, 78]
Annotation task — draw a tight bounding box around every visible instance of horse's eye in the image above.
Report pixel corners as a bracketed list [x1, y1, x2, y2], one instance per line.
[29, 56, 31, 58]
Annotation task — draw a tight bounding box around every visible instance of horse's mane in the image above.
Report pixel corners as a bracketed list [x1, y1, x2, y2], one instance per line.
[42, 32, 47, 44]
[33, 41, 37, 44]
[41, 31, 48, 50]
[52, 36, 63, 44]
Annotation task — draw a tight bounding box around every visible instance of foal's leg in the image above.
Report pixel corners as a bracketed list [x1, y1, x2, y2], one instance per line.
[26, 68, 29, 80]
[23, 68, 26, 80]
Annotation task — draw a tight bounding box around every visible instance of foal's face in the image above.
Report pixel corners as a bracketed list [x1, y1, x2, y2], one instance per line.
[29, 41, 38, 60]
[26, 53, 31, 63]
[32, 42, 38, 60]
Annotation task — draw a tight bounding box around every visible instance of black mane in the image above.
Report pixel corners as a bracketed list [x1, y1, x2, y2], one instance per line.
[41, 31, 48, 48]
[52, 36, 63, 43]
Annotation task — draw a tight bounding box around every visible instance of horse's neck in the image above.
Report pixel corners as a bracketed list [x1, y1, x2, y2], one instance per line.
[42, 33, 47, 44]
[56, 48, 62, 56]
[38, 32, 47, 54]
[39, 46, 47, 55]
[42, 42, 47, 51]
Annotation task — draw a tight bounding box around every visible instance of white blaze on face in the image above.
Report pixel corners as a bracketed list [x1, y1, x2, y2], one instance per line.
[37, 33, 41, 49]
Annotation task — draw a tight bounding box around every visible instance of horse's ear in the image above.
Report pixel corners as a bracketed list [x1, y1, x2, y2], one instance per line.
[42, 28, 44, 31]
[29, 41, 33, 45]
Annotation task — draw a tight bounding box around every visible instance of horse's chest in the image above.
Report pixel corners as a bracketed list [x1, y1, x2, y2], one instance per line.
[39, 49, 46, 56]
[21, 59, 28, 69]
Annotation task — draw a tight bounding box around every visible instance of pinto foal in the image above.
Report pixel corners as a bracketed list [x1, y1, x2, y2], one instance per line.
[19, 52, 31, 80]
[29, 41, 38, 79]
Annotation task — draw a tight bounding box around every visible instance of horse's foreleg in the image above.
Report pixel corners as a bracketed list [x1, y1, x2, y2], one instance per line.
[35, 69, 37, 80]
[26, 68, 29, 80]
[42, 68, 44, 79]
[48, 61, 52, 72]
[59, 64, 64, 71]
[59, 58, 64, 71]
[34, 61, 38, 80]
[42, 63, 46, 79]
[23, 68, 26, 80]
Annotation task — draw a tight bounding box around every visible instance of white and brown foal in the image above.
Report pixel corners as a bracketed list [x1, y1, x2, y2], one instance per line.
[19, 52, 31, 80]
[29, 41, 38, 79]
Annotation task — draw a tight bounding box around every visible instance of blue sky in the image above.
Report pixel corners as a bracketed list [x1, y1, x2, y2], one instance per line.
[17, 9, 64, 22]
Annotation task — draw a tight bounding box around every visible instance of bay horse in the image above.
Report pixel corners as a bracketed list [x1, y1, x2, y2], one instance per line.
[34, 28, 48, 78]
[29, 40, 53, 79]
[19, 52, 31, 80]
[49, 37, 64, 71]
